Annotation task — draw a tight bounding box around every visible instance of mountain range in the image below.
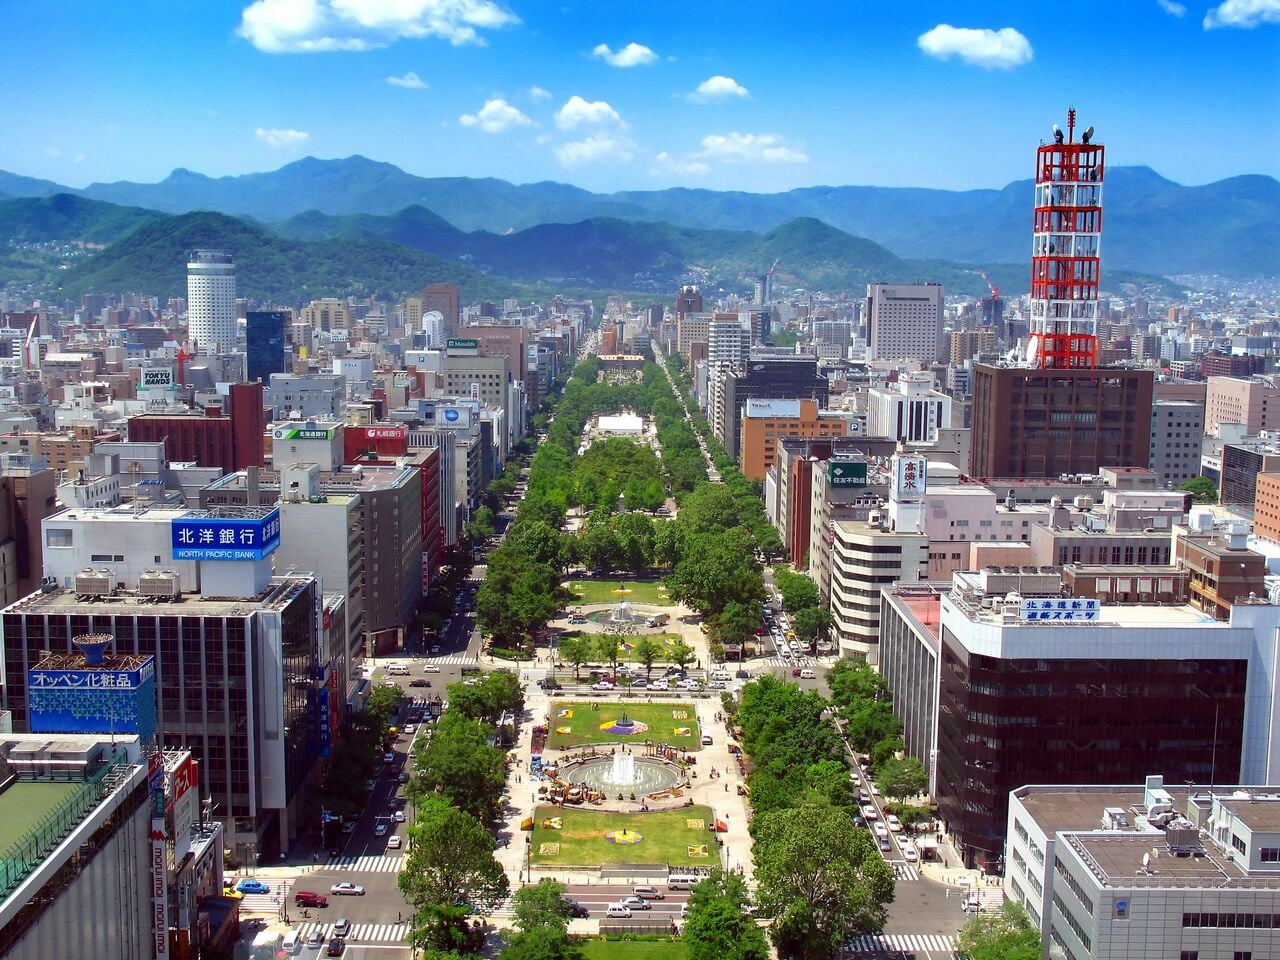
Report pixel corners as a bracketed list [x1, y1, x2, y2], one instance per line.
[2, 156, 1275, 277]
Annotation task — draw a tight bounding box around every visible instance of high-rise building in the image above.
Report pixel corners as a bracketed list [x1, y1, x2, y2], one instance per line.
[186, 250, 235, 354]
[127, 382, 266, 470]
[867, 373, 952, 444]
[865, 283, 944, 363]
[675, 285, 703, 318]
[1148, 399, 1204, 488]
[1205, 375, 1280, 435]
[245, 310, 289, 384]
[422, 284, 460, 336]
[299, 298, 353, 332]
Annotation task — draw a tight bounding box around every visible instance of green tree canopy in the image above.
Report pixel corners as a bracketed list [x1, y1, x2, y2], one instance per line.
[410, 712, 507, 822]
[1179, 476, 1218, 504]
[956, 902, 1042, 960]
[684, 869, 769, 960]
[875, 755, 928, 803]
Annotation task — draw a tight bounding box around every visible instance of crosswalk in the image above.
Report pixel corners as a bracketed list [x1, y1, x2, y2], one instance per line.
[237, 890, 291, 915]
[298, 921, 409, 944]
[762, 655, 816, 666]
[324, 854, 404, 873]
[847, 933, 956, 955]
[893, 863, 921, 881]
[424, 654, 478, 666]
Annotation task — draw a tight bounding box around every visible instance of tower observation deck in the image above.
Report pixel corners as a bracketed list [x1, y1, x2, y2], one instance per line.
[1026, 109, 1104, 369]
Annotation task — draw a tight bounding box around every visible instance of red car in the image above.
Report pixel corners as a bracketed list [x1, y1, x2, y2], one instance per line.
[293, 891, 329, 908]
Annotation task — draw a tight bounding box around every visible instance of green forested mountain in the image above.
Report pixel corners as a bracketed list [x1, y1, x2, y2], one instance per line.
[0, 194, 166, 245]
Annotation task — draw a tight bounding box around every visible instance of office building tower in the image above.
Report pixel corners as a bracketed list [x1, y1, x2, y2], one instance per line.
[186, 250, 235, 354]
[707, 314, 751, 367]
[245, 310, 289, 384]
[422, 284, 460, 336]
[1205, 376, 1280, 435]
[865, 283, 944, 363]
[299, 298, 353, 333]
[1148, 399, 1204, 488]
[867, 373, 952, 444]
[127, 381, 267, 470]
[675, 285, 703, 317]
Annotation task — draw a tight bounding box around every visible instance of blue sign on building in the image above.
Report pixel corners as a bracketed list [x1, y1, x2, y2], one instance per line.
[28, 658, 158, 744]
[171, 509, 281, 561]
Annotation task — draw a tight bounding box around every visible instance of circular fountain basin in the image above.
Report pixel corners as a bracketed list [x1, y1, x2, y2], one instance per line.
[564, 756, 684, 794]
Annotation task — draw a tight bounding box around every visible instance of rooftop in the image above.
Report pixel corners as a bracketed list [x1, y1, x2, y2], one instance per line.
[1070, 833, 1252, 887]
[1219, 798, 1280, 832]
[5, 575, 313, 618]
[0, 781, 81, 854]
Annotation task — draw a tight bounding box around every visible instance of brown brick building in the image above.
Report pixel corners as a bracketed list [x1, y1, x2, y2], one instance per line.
[969, 365, 1153, 479]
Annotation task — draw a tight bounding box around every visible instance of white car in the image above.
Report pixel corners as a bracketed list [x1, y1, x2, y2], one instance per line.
[902, 842, 918, 862]
[388, 835, 402, 849]
[649, 679, 669, 691]
[592, 681, 615, 690]
[329, 882, 366, 896]
[393, 810, 405, 822]
[885, 815, 903, 833]
[423, 664, 441, 673]
[873, 822, 889, 839]
[860, 804, 879, 820]
[403, 724, 416, 735]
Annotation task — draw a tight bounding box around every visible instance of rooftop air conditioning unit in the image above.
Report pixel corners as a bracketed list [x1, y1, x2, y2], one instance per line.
[1073, 495, 1094, 510]
[74, 569, 113, 598]
[138, 570, 181, 599]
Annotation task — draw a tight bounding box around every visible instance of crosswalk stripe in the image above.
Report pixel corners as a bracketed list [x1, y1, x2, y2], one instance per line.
[301, 922, 409, 943]
[847, 933, 956, 954]
[424, 654, 478, 665]
[324, 854, 403, 873]
[893, 863, 920, 881]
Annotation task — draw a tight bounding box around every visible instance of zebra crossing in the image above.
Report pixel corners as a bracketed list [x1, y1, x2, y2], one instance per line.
[324, 853, 404, 873]
[236, 889, 292, 915]
[762, 655, 815, 666]
[847, 933, 956, 955]
[298, 921, 409, 944]
[424, 654, 478, 666]
[893, 862, 921, 881]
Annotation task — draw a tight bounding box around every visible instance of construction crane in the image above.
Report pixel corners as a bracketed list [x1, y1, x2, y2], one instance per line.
[767, 258, 780, 277]
[976, 269, 1000, 300]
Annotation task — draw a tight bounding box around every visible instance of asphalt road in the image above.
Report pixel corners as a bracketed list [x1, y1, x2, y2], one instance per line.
[560, 883, 690, 919]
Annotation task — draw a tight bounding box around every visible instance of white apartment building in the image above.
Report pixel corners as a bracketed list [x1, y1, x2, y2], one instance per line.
[186, 250, 235, 354]
[866, 283, 944, 363]
[868, 372, 952, 443]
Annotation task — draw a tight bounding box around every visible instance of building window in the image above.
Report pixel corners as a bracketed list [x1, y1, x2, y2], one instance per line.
[1261, 847, 1280, 863]
[1232, 834, 1246, 854]
[46, 528, 72, 547]
[1180, 953, 1198, 960]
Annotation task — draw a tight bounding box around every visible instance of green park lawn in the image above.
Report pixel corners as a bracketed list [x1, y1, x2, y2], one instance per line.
[530, 804, 717, 868]
[579, 941, 687, 960]
[568, 579, 675, 606]
[546, 701, 701, 750]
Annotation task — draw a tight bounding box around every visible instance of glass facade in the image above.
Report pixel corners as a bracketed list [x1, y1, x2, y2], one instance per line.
[246, 311, 288, 385]
[935, 625, 1248, 869]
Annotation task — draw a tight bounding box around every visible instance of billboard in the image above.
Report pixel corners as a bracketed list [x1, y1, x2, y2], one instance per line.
[150, 754, 170, 957]
[435, 404, 472, 429]
[28, 658, 157, 743]
[1019, 598, 1101, 622]
[891, 455, 927, 503]
[167, 757, 199, 865]
[273, 425, 334, 441]
[140, 367, 174, 391]
[447, 338, 479, 350]
[828, 461, 868, 488]
[171, 509, 281, 561]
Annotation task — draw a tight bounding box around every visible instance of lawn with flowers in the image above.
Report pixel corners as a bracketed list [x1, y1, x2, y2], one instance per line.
[529, 804, 717, 867]
[545, 702, 701, 751]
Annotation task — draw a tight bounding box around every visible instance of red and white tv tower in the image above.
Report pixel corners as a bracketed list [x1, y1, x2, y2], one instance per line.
[1025, 108, 1104, 369]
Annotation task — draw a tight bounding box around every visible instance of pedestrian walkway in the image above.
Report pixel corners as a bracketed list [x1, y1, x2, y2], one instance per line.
[848, 933, 956, 955]
[761, 655, 815, 667]
[237, 886, 294, 915]
[299, 921, 409, 943]
[892, 862, 921, 881]
[324, 854, 404, 874]
[424, 654, 478, 666]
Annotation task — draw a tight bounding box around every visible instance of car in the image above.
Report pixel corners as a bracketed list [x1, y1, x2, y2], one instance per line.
[902, 842, 919, 862]
[332, 919, 351, 938]
[592, 681, 614, 690]
[857, 789, 870, 803]
[463, 677, 480, 686]
[403, 724, 416, 734]
[423, 664, 441, 673]
[632, 677, 648, 688]
[409, 678, 431, 688]
[567, 616, 587, 625]
[700, 734, 713, 746]
[735, 669, 750, 679]
[563, 896, 589, 918]
[605, 905, 633, 919]
[326, 938, 345, 957]
[374, 823, 388, 836]
[293, 892, 329, 908]
[393, 810, 405, 822]
[878, 836, 892, 853]
[633, 885, 665, 900]
[388, 834, 403, 849]
[873, 822, 889, 838]
[398, 772, 410, 784]
[306, 932, 326, 950]
[885, 814, 903, 833]
[649, 679, 669, 691]
[677, 678, 700, 689]
[860, 804, 878, 820]
[708, 680, 726, 690]
[429, 645, 441, 655]
[235, 879, 271, 895]
[799, 668, 816, 680]
[618, 896, 651, 910]
[680, 903, 689, 917]
[382, 752, 395, 764]
[329, 882, 365, 896]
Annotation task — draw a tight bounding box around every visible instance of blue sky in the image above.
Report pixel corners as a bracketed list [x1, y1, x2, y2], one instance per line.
[2, 0, 1277, 194]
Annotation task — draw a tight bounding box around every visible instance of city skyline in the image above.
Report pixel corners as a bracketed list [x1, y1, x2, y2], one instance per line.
[1, 0, 1277, 194]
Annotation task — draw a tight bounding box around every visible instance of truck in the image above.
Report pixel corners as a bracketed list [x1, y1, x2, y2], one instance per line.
[646, 613, 670, 627]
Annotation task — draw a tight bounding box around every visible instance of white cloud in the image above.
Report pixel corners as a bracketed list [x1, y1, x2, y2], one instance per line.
[237, 0, 518, 53]
[44, 146, 60, 159]
[650, 151, 711, 176]
[695, 132, 808, 165]
[555, 135, 635, 168]
[386, 70, 427, 88]
[255, 127, 312, 148]
[72, 154, 85, 165]
[686, 75, 749, 103]
[590, 41, 657, 67]
[528, 85, 551, 102]
[1157, 0, 1187, 16]
[1204, 0, 1280, 28]
[555, 95, 624, 130]
[458, 97, 532, 133]
[916, 24, 1033, 69]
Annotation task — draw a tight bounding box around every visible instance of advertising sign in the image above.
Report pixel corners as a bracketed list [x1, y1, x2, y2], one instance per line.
[140, 368, 174, 390]
[363, 427, 406, 440]
[30, 661, 153, 690]
[828, 460, 868, 488]
[273, 425, 334, 441]
[317, 689, 331, 757]
[446, 338, 479, 350]
[891, 455, 927, 503]
[1019, 598, 1101, 621]
[434, 405, 472, 429]
[149, 753, 170, 956]
[171, 509, 281, 562]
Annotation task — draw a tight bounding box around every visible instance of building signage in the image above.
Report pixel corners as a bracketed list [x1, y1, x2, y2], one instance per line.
[828, 460, 868, 488]
[891, 455, 927, 502]
[141, 368, 174, 389]
[29, 662, 153, 689]
[362, 427, 406, 440]
[171, 509, 281, 562]
[1019, 598, 1101, 621]
[446, 338, 479, 350]
[317, 689, 331, 757]
[434, 405, 472, 429]
[149, 753, 170, 956]
[273, 425, 334, 441]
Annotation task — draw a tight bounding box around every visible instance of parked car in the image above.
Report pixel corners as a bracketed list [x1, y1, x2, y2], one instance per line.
[329, 882, 365, 896]
[618, 896, 650, 910]
[235, 879, 271, 895]
[885, 814, 903, 833]
[293, 891, 328, 908]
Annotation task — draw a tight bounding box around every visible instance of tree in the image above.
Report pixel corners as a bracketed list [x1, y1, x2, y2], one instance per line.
[411, 713, 507, 822]
[875, 755, 927, 803]
[869, 736, 906, 773]
[683, 869, 769, 960]
[366, 685, 406, 729]
[844, 701, 902, 754]
[577, 522, 623, 572]
[631, 637, 662, 677]
[593, 631, 622, 678]
[677, 484, 743, 535]
[557, 634, 593, 678]
[803, 760, 854, 809]
[712, 600, 758, 652]
[612, 512, 656, 573]
[776, 571, 821, 614]
[792, 606, 833, 646]
[1179, 476, 1218, 504]
[501, 881, 582, 960]
[667, 529, 764, 615]
[510, 879, 573, 930]
[447, 670, 525, 726]
[505, 520, 570, 572]
[754, 805, 895, 960]
[399, 796, 509, 954]
[669, 639, 695, 673]
[956, 901, 1042, 960]
[463, 506, 496, 544]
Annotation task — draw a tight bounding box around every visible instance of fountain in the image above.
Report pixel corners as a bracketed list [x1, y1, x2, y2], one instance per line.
[612, 751, 637, 785]
[565, 751, 684, 794]
[609, 598, 634, 624]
